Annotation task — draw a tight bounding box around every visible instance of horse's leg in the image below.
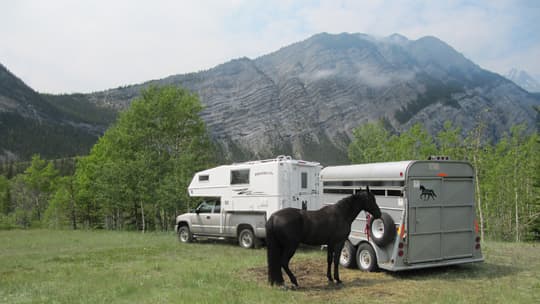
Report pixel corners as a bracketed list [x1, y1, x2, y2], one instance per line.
[326, 246, 334, 282]
[333, 242, 345, 284]
[281, 243, 299, 287]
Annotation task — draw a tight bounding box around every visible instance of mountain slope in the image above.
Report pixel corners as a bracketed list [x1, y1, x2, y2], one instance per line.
[505, 68, 540, 93]
[0, 64, 115, 161]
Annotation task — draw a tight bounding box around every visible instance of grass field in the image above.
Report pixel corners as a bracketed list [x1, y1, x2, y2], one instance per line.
[1, 230, 539, 304]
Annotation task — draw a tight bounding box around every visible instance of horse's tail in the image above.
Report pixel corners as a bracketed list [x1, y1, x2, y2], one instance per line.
[266, 216, 283, 285]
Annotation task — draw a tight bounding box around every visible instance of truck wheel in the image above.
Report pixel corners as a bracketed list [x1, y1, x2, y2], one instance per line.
[370, 212, 396, 247]
[340, 240, 357, 268]
[356, 243, 378, 272]
[177, 225, 193, 243]
[238, 228, 255, 249]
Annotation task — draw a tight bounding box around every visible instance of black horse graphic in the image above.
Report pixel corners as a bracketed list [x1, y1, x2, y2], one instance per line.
[420, 185, 437, 201]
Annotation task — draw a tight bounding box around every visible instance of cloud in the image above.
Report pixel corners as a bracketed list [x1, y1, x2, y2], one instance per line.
[356, 65, 416, 88]
[0, 0, 538, 92]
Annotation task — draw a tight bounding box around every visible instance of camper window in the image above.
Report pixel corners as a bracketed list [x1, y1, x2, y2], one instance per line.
[199, 175, 209, 182]
[301, 172, 308, 189]
[231, 169, 250, 185]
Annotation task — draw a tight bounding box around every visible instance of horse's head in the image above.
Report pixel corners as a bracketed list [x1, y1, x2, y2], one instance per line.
[359, 187, 381, 219]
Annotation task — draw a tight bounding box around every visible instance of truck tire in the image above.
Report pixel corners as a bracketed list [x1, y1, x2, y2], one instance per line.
[356, 243, 378, 272]
[370, 212, 396, 247]
[177, 225, 193, 243]
[238, 228, 255, 249]
[340, 240, 357, 268]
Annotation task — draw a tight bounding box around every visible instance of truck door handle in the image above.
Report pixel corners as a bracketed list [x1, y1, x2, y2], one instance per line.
[206, 216, 211, 219]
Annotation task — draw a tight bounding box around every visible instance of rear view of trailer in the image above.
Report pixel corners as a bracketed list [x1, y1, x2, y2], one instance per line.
[321, 160, 484, 272]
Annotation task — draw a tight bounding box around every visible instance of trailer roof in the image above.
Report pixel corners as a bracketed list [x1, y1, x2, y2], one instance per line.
[321, 161, 414, 181]
[231, 155, 320, 167]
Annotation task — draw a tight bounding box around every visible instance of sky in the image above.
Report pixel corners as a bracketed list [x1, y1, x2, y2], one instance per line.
[1, 0, 539, 94]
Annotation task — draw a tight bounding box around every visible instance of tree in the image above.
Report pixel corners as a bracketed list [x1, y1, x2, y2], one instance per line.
[75, 85, 215, 232]
[21, 155, 59, 224]
[0, 175, 9, 214]
[348, 120, 394, 163]
[45, 176, 77, 229]
[391, 123, 437, 160]
[436, 121, 465, 160]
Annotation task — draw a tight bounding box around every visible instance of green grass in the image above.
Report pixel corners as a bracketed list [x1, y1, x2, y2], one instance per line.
[1, 230, 539, 303]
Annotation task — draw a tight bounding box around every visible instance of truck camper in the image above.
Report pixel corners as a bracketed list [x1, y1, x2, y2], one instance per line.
[175, 156, 321, 248]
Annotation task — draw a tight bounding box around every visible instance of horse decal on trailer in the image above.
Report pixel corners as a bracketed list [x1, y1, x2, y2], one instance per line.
[420, 185, 437, 201]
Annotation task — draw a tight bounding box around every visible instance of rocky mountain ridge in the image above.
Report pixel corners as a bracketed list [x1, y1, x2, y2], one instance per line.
[1, 33, 539, 164]
[81, 33, 539, 163]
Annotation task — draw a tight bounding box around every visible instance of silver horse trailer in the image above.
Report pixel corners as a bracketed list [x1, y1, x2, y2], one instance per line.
[321, 159, 484, 272]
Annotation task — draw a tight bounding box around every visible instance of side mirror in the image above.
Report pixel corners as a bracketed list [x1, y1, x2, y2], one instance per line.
[195, 207, 200, 214]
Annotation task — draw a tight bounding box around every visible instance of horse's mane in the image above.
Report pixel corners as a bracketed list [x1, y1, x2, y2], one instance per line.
[334, 192, 369, 221]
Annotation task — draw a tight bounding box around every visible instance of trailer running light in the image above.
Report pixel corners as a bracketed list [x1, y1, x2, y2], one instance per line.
[437, 173, 448, 177]
[428, 156, 450, 160]
[474, 219, 479, 233]
[398, 223, 406, 238]
[475, 236, 481, 243]
[475, 243, 481, 250]
[398, 250, 404, 257]
[398, 242, 404, 249]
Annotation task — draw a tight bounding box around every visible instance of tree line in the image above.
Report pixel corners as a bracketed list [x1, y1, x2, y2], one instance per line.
[1, 85, 538, 241]
[1, 86, 215, 232]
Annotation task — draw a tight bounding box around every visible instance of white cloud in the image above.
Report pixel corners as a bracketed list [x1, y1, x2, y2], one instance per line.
[0, 0, 538, 93]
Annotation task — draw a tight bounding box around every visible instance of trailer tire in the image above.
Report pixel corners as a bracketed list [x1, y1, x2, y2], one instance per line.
[238, 228, 255, 249]
[177, 225, 193, 243]
[370, 212, 396, 247]
[340, 240, 357, 268]
[356, 243, 378, 272]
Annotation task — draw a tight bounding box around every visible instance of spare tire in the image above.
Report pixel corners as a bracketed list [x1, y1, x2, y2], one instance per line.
[370, 212, 396, 247]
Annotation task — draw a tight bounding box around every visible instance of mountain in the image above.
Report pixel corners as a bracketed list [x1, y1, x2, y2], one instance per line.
[505, 68, 540, 93]
[0, 63, 115, 162]
[1, 33, 539, 164]
[80, 33, 539, 163]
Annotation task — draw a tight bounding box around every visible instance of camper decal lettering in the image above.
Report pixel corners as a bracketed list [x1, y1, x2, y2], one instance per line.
[234, 188, 266, 195]
[420, 185, 437, 200]
[254, 171, 274, 176]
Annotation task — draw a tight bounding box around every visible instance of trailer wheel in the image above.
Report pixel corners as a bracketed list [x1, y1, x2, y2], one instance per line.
[340, 240, 357, 268]
[177, 225, 193, 243]
[370, 212, 396, 247]
[356, 243, 378, 272]
[238, 228, 255, 249]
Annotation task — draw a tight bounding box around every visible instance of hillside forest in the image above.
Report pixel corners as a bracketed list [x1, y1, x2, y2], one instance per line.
[0, 86, 538, 241]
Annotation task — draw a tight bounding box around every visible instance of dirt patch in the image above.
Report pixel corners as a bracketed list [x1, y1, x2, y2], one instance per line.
[242, 257, 410, 302]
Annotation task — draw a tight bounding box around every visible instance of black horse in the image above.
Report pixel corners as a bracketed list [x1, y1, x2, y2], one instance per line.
[266, 188, 381, 287]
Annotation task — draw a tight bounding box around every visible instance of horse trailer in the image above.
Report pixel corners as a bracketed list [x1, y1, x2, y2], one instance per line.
[321, 159, 484, 271]
[175, 156, 322, 248]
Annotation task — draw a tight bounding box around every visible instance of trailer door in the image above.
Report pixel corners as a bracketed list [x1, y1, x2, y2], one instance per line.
[406, 162, 475, 264]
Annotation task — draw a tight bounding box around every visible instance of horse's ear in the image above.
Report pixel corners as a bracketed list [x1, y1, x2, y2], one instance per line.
[366, 185, 370, 193]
